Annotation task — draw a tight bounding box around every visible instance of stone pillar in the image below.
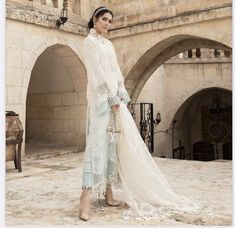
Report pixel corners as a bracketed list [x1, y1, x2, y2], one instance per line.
[46, 0, 54, 7]
[200, 48, 206, 59]
[66, 0, 73, 15]
[218, 49, 225, 58]
[71, 0, 81, 15]
[57, 0, 63, 7]
[191, 49, 197, 58]
[209, 49, 216, 58]
[202, 48, 210, 59]
[80, 0, 90, 20]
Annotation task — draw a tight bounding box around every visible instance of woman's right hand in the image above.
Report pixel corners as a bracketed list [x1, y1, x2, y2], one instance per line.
[111, 104, 120, 112]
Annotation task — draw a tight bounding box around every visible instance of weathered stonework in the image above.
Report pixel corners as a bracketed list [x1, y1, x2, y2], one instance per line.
[6, 0, 87, 34]
[137, 50, 232, 158]
[5, 0, 232, 158]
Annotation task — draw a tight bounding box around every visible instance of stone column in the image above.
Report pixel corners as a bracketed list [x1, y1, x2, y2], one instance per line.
[209, 49, 216, 59]
[46, 0, 54, 7]
[191, 49, 197, 58]
[202, 48, 210, 59]
[218, 49, 225, 58]
[72, 0, 81, 15]
[80, 0, 90, 20]
[66, 0, 73, 15]
[200, 48, 206, 60]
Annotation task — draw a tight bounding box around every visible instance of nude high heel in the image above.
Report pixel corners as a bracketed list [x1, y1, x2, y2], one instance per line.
[79, 190, 91, 221]
[103, 192, 122, 207]
[79, 210, 90, 221]
[104, 193, 122, 206]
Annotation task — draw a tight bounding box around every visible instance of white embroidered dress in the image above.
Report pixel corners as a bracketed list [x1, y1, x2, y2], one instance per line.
[82, 29, 207, 220]
[82, 29, 130, 194]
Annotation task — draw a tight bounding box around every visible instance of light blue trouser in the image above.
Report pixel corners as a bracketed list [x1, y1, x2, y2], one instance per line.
[82, 142, 118, 189]
[82, 143, 93, 188]
[82, 107, 118, 189]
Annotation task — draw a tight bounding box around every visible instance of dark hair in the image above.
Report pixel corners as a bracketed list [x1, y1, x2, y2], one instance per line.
[88, 6, 113, 29]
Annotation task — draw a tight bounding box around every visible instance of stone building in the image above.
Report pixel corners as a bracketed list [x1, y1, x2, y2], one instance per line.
[6, 0, 232, 160]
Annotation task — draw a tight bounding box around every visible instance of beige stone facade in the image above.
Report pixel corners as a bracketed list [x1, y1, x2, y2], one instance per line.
[6, 0, 232, 159]
[137, 49, 232, 158]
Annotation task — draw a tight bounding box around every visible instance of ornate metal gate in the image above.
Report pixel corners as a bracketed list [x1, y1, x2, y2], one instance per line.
[128, 103, 154, 153]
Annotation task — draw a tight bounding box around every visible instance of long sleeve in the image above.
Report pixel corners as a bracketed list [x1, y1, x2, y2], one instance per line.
[110, 44, 131, 105]
[82, 38, 121, 115]
[117, 73, 131, 105]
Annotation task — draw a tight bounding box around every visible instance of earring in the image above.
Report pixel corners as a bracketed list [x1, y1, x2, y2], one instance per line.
[94, 24, 96, 28]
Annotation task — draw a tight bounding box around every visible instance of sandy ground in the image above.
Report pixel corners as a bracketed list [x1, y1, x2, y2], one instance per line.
[5, 145, 233, 226]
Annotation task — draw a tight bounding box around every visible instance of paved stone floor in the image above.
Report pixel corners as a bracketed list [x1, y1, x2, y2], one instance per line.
[5, 145, 233, 226]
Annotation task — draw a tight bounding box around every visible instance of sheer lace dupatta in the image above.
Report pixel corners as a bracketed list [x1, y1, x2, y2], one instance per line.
[115, 102, 207, 220]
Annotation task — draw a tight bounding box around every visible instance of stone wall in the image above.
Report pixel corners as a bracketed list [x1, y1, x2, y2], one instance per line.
[173, 89, 231, 160]
[137, 49, 232, 158]
[23, 35, 88, 148]
[5, 19, 86, 155]
[26, 91, 86, 147]
[7, 0, 232, 35]
[6, 0, 87, 34]
[6, 1, 232, 158]
[90, 0, 232, 29]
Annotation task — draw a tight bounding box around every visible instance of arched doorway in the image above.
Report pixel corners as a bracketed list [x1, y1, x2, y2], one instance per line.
[126, 35, 231, 102]
[25, 44, 87, 156]
[171, 88, 232, 161]
[136, 44, 231, 158]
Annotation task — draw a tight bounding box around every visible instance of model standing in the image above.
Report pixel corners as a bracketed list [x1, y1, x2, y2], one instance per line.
[79, 6, 200, 221]
[79, 6, 130, 221]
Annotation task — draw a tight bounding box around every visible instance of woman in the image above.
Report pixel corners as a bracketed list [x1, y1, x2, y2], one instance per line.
[79, 6, 130, 221]
[79, 6, 201, 221]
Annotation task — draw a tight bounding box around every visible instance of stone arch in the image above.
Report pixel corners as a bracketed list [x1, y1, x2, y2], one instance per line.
[26, 43, 86, 96]
[136, 50, 231, 156]
[166, 87, 232, 159]
[25, 41, 87, 153]
[125, 35, 232, 102]
[22, 38, 84, 103]
[165, 85, 231, 131]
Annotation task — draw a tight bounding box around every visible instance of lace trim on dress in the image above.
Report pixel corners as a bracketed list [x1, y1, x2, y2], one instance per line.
[115, 102, 214, 221]
[96, 82, 112, 95]
[91, 143, 122, 202]
[90, 28, 106, 41]
[118, 91, 131, 104]
[117, 82, 131, 104]
[96, 81, 121, 115]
